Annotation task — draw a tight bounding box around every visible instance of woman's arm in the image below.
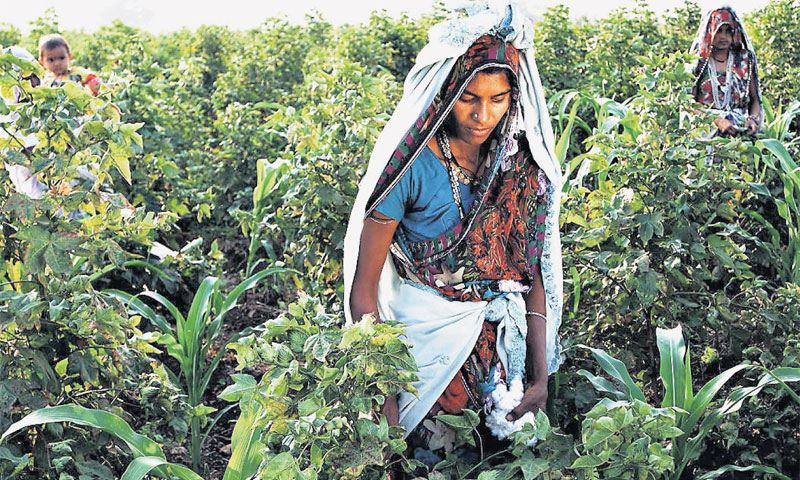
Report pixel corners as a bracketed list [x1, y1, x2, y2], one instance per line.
[745, 75, 762, 135]
[350, 212, 401, 425]
[350, 212, 399, 322]
[507, 264, 548, 421]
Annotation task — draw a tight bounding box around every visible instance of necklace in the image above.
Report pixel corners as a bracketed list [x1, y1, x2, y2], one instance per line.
[708, 52, 733, 110]
[438, 132, 478, 182]
[436, 131, 480, 220]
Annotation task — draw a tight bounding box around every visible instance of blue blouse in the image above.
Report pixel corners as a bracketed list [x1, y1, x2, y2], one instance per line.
[375, 145, 476, 243]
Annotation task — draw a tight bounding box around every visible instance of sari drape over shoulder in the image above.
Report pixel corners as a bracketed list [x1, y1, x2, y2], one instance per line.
[343, 1, 563, 438]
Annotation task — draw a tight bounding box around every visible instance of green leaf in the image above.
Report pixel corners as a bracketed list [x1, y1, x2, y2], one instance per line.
[222, 402, 265, 480]
[682, 364, 751, 435]
[477, 471, 500, 480]
[580, 345, 646, 402]
[259, 452, 297, 479]
[0, 446, 28, 464]
[698, 464, 791, 480]
[297, 397, 322, 417]
[756, 367, 800, 405]
[107, 140, 133, 184]
[583, 419, 618, 449]
[570, 454, 605, 468]
[520, 456, 551, 480]
[121, 456, 203, 480]
[1, 405, 165, 459]
[310, 443, 323, 467]
[657, 325, 687, 409]
[436, 410, 480, 430]
[55, 358, 68, 377]
[747, 182, 772, 197]
[218, 374, 258, 402]
[576, 369, 626, 399]
[15, 225, 50, 244]
[45, 244, 73, 274]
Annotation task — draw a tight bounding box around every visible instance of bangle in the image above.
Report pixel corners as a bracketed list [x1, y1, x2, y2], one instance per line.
[367, 213, 395, 225]
[526, 311, 546, 321]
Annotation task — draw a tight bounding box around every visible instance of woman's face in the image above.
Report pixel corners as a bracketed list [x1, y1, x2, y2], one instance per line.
[450, 71, 512, 146]
[712, 23, 734, 51]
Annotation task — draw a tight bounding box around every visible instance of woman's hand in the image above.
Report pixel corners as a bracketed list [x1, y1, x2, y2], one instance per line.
[744, 117, 760, 136]
[506, 380, 547, 421]
[714, 117, 739, 136]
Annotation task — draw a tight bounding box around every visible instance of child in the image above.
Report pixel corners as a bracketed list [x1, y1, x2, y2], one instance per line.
[38, 33, 101, 96]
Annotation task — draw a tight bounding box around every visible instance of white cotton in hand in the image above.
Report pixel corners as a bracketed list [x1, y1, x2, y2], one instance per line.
[485, 377, 538, 446]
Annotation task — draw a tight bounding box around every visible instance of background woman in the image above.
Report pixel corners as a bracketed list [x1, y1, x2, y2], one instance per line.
[690, 6, 762, 137]
[343, 3, 563, 469]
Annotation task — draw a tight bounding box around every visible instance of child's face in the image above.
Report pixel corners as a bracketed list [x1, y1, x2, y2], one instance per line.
[40, 46, 71, 75]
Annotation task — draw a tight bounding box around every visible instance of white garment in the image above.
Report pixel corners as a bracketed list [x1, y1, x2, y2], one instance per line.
[392, 283, 533, 438]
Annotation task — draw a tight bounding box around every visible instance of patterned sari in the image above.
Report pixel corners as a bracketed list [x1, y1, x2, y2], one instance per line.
[366, 34, 550, 468]
[366, 35, 548, 303]
[344, 3, 564, 461]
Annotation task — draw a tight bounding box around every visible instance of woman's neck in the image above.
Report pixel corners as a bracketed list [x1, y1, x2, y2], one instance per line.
[447, 136, 482, 171]
[711, 48, 729, 63]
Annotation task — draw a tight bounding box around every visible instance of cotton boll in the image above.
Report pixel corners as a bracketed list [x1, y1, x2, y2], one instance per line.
[485, 377, 538, 445]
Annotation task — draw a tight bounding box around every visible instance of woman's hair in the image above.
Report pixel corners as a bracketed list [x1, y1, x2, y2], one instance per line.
[481, 66, 514, 81]
[38, 34, 70, 57]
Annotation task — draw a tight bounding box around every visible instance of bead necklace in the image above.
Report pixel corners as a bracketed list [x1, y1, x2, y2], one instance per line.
[436, 131, 480, 220]
[708, 51, 734, 110]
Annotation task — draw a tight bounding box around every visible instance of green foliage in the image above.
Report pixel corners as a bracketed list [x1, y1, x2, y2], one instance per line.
[0, 404, 202, 480]
[335, 11, 435, 80]
[0, 24, 22, 49]
[222, 293, 417, 479]
[0, 48, 179, 478]
[105, 266, 292, 472]
[582, 3, 661, 100]
[3, 1, 800, 477]
[534, 6, 587, 94]
[559, 50, 798, 368]
[570, 398, 682, 479]
[578, 325, 800, 479]
[747, 0, 800, 108]
[259, 57, 399, 300]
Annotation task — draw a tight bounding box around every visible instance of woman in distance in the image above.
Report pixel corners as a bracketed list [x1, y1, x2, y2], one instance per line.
[690, 6, 762, 138]
[343, 2, 564, 469]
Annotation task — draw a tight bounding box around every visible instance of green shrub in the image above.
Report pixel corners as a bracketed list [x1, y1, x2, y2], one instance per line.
[0, 48, 178, 478]
[222, 293, 417, 479]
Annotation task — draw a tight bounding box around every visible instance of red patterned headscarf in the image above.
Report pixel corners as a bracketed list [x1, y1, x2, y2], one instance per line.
[696, 8, 745, 60]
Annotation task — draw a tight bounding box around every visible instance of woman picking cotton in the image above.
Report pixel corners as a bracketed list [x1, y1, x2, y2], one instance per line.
[344, 3, 563, 471]
[690, 6, 762, 138]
